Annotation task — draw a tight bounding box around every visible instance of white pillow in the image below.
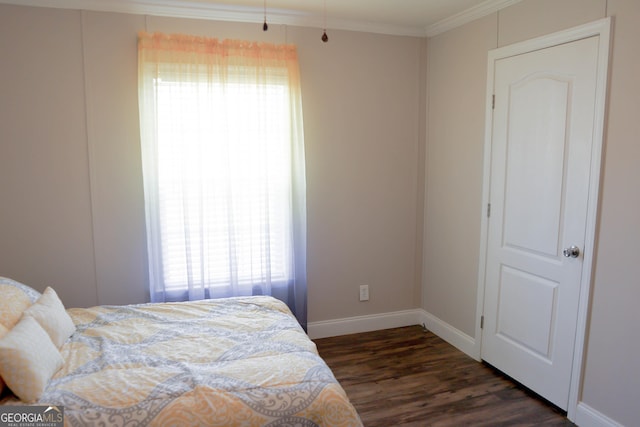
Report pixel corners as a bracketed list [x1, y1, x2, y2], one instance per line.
[0, 324, 7, 394]
[0, 316, 64, 402]
[0, 277, 42, 330]
[0, 277, 42, 303]
[23, 287, 75, 349]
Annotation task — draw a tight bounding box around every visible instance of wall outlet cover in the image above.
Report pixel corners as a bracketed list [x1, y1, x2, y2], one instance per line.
[359, 285, 369, 301]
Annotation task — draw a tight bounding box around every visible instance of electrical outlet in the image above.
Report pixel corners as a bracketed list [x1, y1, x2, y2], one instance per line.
[359, 285, 369, 301]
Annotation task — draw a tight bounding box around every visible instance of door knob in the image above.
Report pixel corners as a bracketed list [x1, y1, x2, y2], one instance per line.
[563, 246, 580, 258]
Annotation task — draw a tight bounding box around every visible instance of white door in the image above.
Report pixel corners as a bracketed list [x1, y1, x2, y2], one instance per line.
[481, 36, 601, 410]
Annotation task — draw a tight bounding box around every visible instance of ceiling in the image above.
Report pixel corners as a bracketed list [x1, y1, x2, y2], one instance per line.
[2, 0, 522, 36]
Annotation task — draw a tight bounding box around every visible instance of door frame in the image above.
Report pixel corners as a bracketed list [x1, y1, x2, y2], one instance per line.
[474, 17, 611, 421]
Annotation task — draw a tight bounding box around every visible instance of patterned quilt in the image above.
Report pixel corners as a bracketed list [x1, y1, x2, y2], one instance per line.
[2, 296, 362, 427]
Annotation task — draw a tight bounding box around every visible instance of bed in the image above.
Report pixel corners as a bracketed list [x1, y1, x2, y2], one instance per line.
[0, 278, 362, 427]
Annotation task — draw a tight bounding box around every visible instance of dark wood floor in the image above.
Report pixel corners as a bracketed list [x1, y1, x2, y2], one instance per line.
[314, 325, 574, 427]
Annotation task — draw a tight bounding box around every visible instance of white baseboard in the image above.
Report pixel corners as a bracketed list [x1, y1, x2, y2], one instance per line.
[307, 309, 423, 339]
[418, 310, 477, 359]
[307, 308, 477, 363]
[574, 402, 624, 427]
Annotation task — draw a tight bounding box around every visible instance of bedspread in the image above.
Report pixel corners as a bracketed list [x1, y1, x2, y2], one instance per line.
[3, 296, 362, 427]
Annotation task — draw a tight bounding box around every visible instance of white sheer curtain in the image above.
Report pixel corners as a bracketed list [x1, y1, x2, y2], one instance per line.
[137, 32, 307, 328]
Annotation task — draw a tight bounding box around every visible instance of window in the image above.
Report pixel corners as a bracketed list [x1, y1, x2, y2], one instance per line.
[138, 32, 307, 325]
[155, 78, 291, 295]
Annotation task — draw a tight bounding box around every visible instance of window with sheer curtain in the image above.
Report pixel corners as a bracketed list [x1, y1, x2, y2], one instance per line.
[137, 32, 307, 327]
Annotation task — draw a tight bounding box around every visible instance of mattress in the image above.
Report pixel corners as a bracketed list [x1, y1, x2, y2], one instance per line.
[1, 296, 362, 427]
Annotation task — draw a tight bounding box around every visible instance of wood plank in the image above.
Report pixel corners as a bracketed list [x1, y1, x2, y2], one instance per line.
[315, 325, 575, 427]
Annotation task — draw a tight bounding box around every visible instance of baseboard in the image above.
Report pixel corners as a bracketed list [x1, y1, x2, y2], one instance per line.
[574, 403, 624, 427]
[307, 309, 477, 361]
[418, 310, 477, 359]
[307, 309, 423, 339]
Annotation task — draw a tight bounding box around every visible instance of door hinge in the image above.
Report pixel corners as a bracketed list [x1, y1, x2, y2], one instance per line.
[480, 315, 484, 329]
[491, 94, 495, 110]
[487, 203, 491, 218]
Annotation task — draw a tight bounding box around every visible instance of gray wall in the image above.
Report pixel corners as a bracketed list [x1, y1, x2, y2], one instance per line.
[424, 0, 639, 424]
[0, 4, 424, 321]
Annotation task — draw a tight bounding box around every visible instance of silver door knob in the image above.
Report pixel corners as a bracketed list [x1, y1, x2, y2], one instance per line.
[563, 246, 580, 258]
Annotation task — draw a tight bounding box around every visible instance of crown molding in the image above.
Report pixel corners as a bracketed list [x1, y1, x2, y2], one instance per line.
[425, 0, 523, 37]
[0, 0, 521, 38]
[0, 0, 426, 36]
[320, 18, 426, 38]
[0, 0, 299, 23]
